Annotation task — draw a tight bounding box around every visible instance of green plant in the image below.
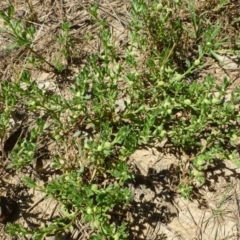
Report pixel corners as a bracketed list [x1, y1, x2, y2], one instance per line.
[55, 20, 75, 70]
[1, 2, 133, 238]
[129, 0, 240, 191]
[1, 0, 240, 239]
[0, 4, 64, 73]
[0, 4, 35, 49]
[177, 183, 193, 200]
[6, 165, 131, 239]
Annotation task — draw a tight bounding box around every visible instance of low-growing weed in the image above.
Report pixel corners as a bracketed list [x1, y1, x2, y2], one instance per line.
[0, 0, 240, 239]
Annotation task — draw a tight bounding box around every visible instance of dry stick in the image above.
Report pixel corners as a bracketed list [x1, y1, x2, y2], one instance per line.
[31, 11, 55, 44]
[185, 200, 198, 226]
[27, 47, 58, 72]
[161, 42, 177, 76]
[47, 178, 60, 220]
[32, 0, 58, 43]
[194, 211, 205, 240]
[234, 189, 240, 240]
[40, 197, 55, 222]
[104, 0, 125, 28]
[153, 220, 161, 237]
[25, 0, 59, 72]
[26, 194, 47, 213]
[177, 198, 198, 238]
[98, 5, 129, 27]
[89, 167, 97, 183]
[73, 219, 91, 240]
[20, 193, 47, 231]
